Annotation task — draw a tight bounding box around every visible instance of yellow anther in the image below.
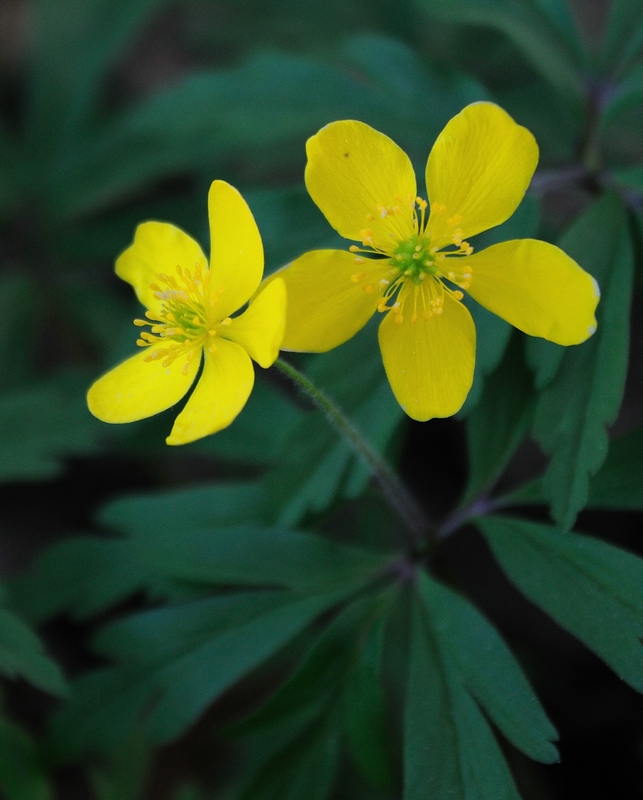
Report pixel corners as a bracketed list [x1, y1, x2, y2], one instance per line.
[220, 317, 232, 326]
[209, 342, 217, 354]
[411, 311, 418, 323]
[351, 272, 366, 283]
[453, 230, 463, 246]
[416, 197, 427, 211]
[392, 302, 401, 314]
[377, 301, 389, 312]
[136, 338, 147, 347]
[379, 279, 390, 288]
[354, 257, 364, 265]
[133, 319, 148, 326]
[362, 283, 375, 294]
[447, 214, 462, 227]
[365, 213, 374, 221]
[349, 245, 360, 252]
[452, 290, 464, 301]
[431, 203, 447, 214]
[414, 245, 422, 252]
[423, 310, 433, 320]
[395, 314, 404, 325]
[182, 363, 191, 375]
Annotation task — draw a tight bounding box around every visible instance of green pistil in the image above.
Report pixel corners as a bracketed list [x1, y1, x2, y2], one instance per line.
[391, 234, 436, 285]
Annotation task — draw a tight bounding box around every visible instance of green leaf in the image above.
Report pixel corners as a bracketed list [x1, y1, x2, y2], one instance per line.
[419, 574, 558, 763]
[496, 425, 643, 509]
[9, 537, 182, 624]
[585, 427, 643, 509]
[462, 333, 536, 506]
[600, 0, 643, 76]
[525, 336, 565, 390]
[0, 608, 67, 696]
[238, 718, 340, 800]
[52, 590, 348, 753]
[341, 611, 393, 790]
[99, 481, 265, 535]
[412, 0, 586, 99]
[237, 594, 383, 735]
[404, 579, 525, 800]
[532, 194, 633, 530]
[133, 525, 392, 594]
[0, 272, 40, 390]
[0, 373, 105, 483]
[479, 515, 643, 691]
[0, 714, 53, 800]
[601, 62, 643, 129]
[101, 485, 390, 592]
[27, 0, 170, 153]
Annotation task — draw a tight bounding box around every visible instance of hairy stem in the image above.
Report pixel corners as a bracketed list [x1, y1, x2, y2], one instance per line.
[273, 357, 432, 549]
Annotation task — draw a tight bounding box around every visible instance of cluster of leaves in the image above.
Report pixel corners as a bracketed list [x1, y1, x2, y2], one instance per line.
[1, 0, 643, 798]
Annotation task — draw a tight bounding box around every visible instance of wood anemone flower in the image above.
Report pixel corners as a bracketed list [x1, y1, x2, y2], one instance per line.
[87, 180, 286, 444]
[269, 102, 600, 421]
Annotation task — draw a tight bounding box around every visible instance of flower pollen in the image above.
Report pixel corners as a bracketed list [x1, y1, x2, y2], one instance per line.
[347, 195, 474, 324]
[134, 263, 230, 374]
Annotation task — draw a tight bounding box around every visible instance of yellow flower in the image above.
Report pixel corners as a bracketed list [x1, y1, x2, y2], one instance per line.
[272, 102, 600, 421]
[87, 180, 286, 444]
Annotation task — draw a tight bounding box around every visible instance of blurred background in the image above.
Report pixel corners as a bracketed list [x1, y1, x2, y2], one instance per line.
[1, 0, 643, 797]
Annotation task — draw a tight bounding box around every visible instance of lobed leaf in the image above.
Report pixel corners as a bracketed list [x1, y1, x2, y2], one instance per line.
[0, 608, 67, 696]
[532, 194, 633, 530]
[479, 515, 643, 691]
[600, 0, 643, 76]
[405, 582, 524, 800]
[52, 590, 347, 754]
[412, 0, 587, 99]
[418, 573, 558, 764]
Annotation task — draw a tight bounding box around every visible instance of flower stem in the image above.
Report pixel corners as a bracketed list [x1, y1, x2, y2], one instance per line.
[273, 357, 432, 549]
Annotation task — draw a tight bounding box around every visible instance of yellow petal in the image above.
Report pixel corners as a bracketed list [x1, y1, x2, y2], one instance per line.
[222, 277, 286, 368]
[208, 180, 264, 320]
[461, 239, 600, 345]
[166, 339, 254, 445]
[116, 222, 208, 314]
[87, 345, 198, 423]
[426, 102, 538, 246]
[271, 249, 384, 352]
[378, 288, 475, 420]
[305, 120, 416, 250]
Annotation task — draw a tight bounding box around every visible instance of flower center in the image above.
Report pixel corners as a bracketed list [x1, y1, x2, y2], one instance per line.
[390, 233, 437, 285]
[347, 196, 477, 325]
[133, 264, 231, 374]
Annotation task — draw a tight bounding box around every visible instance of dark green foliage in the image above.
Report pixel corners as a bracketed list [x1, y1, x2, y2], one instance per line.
[0, 713, 53, 800]
[532, 194, 634, 530]
[479, 515, 643, 691]
[462, 334, 536, 506]
[0, 607, 67, 697]
[413, 0, 586, 98]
